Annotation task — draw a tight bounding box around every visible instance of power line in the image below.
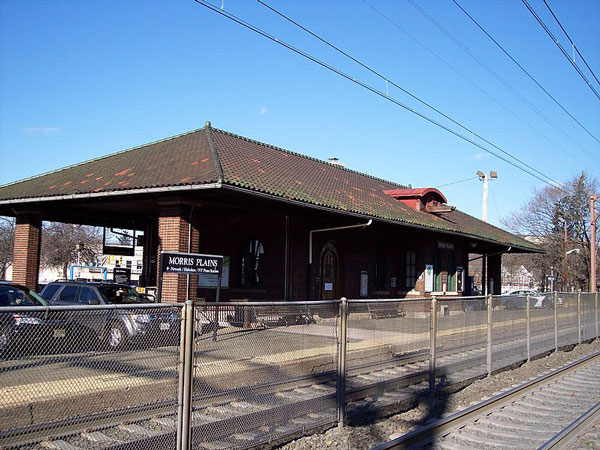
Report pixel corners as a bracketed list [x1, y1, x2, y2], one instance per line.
[193, 0, 567, 192]
[436, 176, 478, 188]
[521, 0, 600, 101]
[452, 0, 600, 149]
[408, 0, 600, 168]
[542, 0, 600, 88]
[254, 0, 569, 187]
[361, 0, 600, 173]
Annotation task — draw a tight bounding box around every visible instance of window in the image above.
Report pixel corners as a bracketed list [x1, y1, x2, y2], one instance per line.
[375, 248, 387, 291]
[405, 251, 416, 289]
[0, 286, 41, 306]
[240, 239, 264, 287]
[40, 284, 60, 301]
[126, 260, 132, 268]
[79, 287, 100, 304]
[57, 286, 79, 304]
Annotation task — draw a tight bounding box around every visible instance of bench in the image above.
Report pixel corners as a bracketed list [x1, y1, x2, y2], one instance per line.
[367, 302, 405, 319]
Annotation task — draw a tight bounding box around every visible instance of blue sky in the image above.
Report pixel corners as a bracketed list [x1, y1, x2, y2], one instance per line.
[1, 0, 599, 227]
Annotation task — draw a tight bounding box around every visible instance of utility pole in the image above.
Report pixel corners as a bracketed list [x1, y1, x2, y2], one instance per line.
[477, 171, 497, 223]
[591, 194, 598, 293]
[564, 221, 568, 291]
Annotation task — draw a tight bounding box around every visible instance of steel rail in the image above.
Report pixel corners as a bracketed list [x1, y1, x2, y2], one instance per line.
[539, 401, 600, 449]
[372, 350, 600, 450]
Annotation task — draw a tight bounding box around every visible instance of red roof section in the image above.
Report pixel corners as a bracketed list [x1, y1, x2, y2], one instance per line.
[384, 188, 448, 204]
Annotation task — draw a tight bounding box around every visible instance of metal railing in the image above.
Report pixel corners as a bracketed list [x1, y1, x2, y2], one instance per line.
[0, 293, 598, 450]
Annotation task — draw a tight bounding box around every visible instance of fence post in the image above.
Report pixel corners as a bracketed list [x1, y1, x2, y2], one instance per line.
[487, 294, 493, 377]
[337, 297, 348, 428]
[429, 296, 437, 392]
[578, 291, 582, 345]
[177, 300, 195, 450]
[526, 293, 531, 362]
[554, 291, 559, 352]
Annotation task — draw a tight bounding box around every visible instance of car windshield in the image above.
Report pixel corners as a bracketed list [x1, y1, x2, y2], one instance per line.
[0, 285, 47, 306]
[97, 286, 145, 304]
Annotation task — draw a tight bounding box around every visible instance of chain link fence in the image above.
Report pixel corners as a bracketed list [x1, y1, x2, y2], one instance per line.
[529, 293, 556, 357]
[1, 293, 598, 450]
[190, 301, 339, 450]
[436, 297, 488, 384]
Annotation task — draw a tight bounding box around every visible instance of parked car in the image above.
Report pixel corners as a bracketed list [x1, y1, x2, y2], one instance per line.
[502, 289, 552, 309]
[0, 281, 69, 355]
[40, 281, 178, 349]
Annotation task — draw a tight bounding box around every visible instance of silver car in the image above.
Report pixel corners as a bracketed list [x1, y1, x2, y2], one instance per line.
[40, 282, 177, 349]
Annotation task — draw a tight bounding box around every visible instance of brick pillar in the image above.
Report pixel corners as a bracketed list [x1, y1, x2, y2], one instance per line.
[157, 204, 199, 303]
[12, 214, 42, 290]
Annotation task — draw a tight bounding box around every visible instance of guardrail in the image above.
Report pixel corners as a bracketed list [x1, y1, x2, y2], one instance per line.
[0, 293, 598, 450]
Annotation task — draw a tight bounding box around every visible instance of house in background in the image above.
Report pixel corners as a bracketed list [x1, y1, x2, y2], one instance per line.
[0, 122, 540, 302]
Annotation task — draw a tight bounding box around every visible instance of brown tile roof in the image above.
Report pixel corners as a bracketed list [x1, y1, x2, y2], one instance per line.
[0, 123, 539, 252]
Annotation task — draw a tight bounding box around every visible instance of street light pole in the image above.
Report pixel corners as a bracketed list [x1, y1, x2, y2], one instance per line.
[591, 194, 598, 293]
[477, 171, 497, 223]
[76, 241, 84, 266]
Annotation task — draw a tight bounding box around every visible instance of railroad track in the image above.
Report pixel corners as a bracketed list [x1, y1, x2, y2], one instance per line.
[373, 351, 600, 450]
[1, 324, 590, 450]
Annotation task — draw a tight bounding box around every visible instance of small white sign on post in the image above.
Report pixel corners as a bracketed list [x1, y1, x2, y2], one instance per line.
[425, 264, 434, 292]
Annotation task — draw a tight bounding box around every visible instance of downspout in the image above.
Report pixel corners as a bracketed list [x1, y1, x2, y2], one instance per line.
[307, 219, 372, 300]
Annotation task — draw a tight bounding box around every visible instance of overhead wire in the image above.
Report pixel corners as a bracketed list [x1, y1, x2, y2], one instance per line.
[408, 0, 600, 169]
[521, 0, 600, 101]
[542, 0, 600, 89]
[436, 176, 478, 188]
[362, 0, 600, 173]
[452, 0, 600, 149]
[192, 0, 568, 192]
[254, 0, 569, 187]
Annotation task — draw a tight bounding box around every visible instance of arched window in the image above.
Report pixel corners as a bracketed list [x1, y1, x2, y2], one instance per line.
[375, 247, 387, 291]
[240, 239, 264, 287]
[405, 250, 416, 289]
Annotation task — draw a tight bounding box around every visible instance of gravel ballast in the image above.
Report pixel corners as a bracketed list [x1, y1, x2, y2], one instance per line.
[278, 339, 600, 450]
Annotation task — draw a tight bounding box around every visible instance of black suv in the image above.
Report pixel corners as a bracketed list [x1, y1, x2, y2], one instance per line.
[40, 282, 178, 349]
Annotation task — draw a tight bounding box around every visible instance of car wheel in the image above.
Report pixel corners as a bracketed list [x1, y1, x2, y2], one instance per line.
[542, 298, 550, 309]
[106, 322, 128, 350]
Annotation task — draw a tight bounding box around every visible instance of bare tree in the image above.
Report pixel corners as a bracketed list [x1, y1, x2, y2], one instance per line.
[0, 216, 14, 279]
[502, 172, 597, 291]
[41, 222, 102, 280]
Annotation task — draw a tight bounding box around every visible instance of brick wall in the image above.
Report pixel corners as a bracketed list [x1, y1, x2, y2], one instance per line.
[12, 214, 42, 290]
[186, 207, 471, 302]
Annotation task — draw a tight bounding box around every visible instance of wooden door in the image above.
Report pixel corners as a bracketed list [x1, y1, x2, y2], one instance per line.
[320, 245, 341, 300]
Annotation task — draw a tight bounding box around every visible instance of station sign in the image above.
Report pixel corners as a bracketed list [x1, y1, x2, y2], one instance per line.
[160, 252, 223, 275]
[114, 267, 131, 285]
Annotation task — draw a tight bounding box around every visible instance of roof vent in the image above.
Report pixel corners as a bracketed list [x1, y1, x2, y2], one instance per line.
[328, 157, 345, 167]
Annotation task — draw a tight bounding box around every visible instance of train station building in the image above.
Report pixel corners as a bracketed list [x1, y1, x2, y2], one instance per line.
[0, 122, 539, 302]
